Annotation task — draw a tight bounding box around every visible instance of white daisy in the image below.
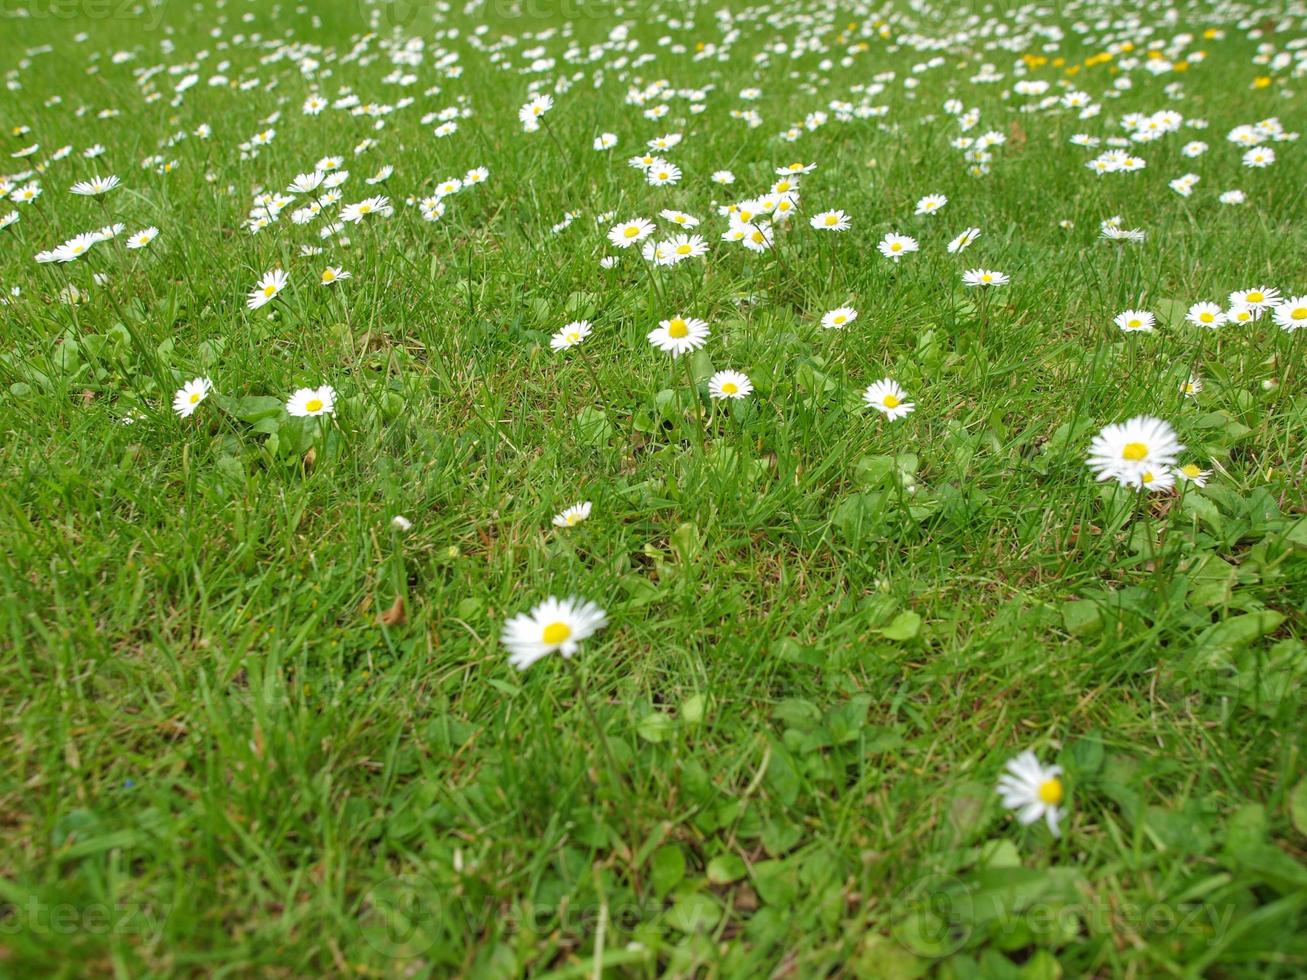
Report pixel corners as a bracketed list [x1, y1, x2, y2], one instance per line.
[997, 750, 1065, 837]
[500, 596, 608, 670]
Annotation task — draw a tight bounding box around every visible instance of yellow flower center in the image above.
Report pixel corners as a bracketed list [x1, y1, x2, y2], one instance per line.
[883, 394, 899, 408]
[825, 215, 838, 225]
[565, 332, 579, 343]
[322, 271, 335, 282]
[1181, 464, 1201, 477]
[890, 242, 902, 251]
[676, 244, 691, 255]
[832, 315, 846, 324]
[981, 274, 992, 282]
[1292, 307, 1307, 320]
[1127, 319, 1141, 328]
[721, 382, 738, 394]
[1200, 312, 1213, 322]
[1122, 442, 1148, 461]
[623, 226, 639, 238]
[189, 392, 201, 404]
[542, 622, 571, 644]
[750, 231, 764, 243]
[1247, 291, 1263, 303]
[667, 318, 689, 339]
[263, 284, 277, 297]
[1141, 471, 1155, 484]
[566, 515, 578, 525]
[305, 398, 324, 413]
[1038, 778, 1063, 805]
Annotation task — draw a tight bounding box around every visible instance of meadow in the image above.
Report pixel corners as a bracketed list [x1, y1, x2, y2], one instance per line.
[1, 0, 1306, 975]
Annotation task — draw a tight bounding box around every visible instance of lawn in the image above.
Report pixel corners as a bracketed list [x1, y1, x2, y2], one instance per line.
[1, 0, 1306, 975]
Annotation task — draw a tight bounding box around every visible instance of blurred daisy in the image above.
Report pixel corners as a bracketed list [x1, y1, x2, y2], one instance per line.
[287, 385, 336, 417]
[319, 266, 351, 286]
[863, 378, 915, 421]
[947, 227, 980, 253]
[708, 370, 753, 400]
[1180, 376, 1202, 398]
[997, 750, 1065, 837]
[172, 377, 212, 418]
[914, 194, 947, 215]
[500, 596, 607, 670]
[552, 501, 592, 527]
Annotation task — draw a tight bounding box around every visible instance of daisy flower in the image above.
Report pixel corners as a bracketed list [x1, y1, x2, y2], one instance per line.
[710, 170, 735, 185]
[500, 596, 607, 670]
[810, 209, 851, 231]
[247, 268, 288, 309]
[947, 227, 980, 253]
[125, 227, 159, 249]
[997, 750, 1065, 837]
[962, 268, 1009, 287]
[550, 320, 592, 351]
[172, 377, 212, 418]
[340, 196, 392, 222]
[1185, 302, 1224, 328]
[863, 378, 915, 421]
[1114, 309, 1155, 333]
[70, 174, 120, 196]
[1176, 462, 1211, 487]
[593, 133, 618, 150]
[821, 307, 858, 329]
[708, 370, 753, 400]
[552, 502, 592, 528]
[1230, 286, 1280, 309]
[646, 161, 682, 186]
[914, 193, 947, 215]
[1180, 376, 1202, 397]
[666, 234, 708, 261]
[1272, 296, 1307, 332]
[1226, 305, 1258, 326]
[878, 233, 918, 261]
[1086, 416, 1183, 484]
[1124, 467, 1177, 493]
[647, 314, 710, 357]
[607, 217, 655, 249]
[660, 209, 699, 228]
[319, 266, 351, 286]
[286, 385, 336, 418]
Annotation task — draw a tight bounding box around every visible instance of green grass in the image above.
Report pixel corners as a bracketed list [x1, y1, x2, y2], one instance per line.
[1, 0, 1306, 975]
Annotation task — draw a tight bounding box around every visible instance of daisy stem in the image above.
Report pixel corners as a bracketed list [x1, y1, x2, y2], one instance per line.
[682, 355, 706, 453]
